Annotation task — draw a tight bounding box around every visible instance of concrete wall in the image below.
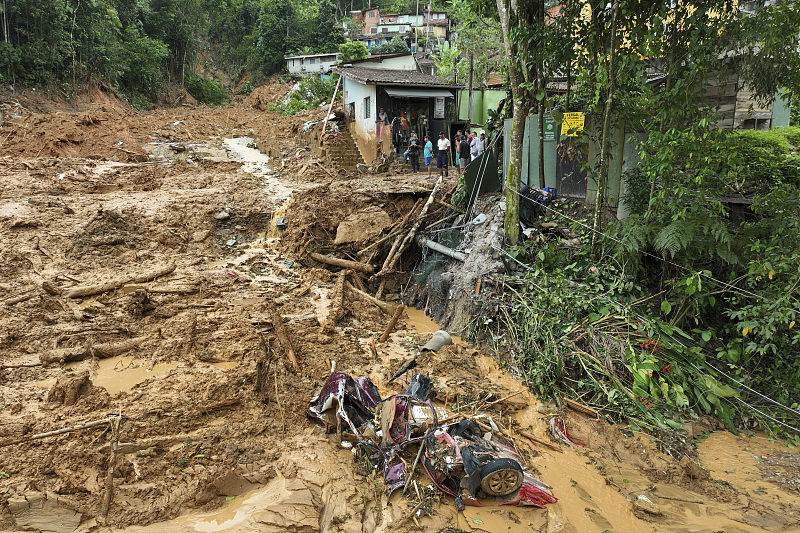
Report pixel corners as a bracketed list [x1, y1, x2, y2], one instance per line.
[343, 77, 379, 163]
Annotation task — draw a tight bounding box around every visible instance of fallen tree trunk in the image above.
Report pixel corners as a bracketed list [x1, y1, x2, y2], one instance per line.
[39, 337, 147, 365]
[65, 263, 176, 299]
[266, 302, 299, 371]
[90, 337, 147, 358]
[309, 253, 373, 274]
[39, 347, 89, 365]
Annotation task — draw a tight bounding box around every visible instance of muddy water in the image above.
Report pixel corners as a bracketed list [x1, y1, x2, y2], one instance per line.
[89, 356, 177, 395]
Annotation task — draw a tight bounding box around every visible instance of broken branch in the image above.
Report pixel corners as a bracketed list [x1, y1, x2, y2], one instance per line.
[65, 263, 176, 299]
[309, 252, 373, 274]
[379, 304, 405, 343]
[266, 302, 299, 371]
[345, 283, 394, 313]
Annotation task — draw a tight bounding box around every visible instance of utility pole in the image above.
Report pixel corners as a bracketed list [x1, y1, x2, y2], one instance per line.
[426, 1, 431, 52]
[414, 0, 419, 52]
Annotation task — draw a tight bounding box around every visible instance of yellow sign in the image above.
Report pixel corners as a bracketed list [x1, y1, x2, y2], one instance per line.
[560, 112, 585, 136]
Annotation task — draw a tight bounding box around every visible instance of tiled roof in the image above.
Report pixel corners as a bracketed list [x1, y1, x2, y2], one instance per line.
[336, 66, 462, 88]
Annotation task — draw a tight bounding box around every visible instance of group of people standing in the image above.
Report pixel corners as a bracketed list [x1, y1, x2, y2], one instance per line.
[405, 130, 487, 178]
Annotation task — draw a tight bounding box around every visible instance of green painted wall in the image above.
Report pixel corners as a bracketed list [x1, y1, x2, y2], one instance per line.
[503, 113, 628, 213]
[525, 115, 558, 189]
[772, 91, 792, 128]
[459, 89, 506, 126]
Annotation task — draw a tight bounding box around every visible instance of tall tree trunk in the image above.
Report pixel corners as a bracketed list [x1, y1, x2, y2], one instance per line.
[497, 0, 525, 244]
[590, 0, 620, 256]
[2, 0, 8, 44]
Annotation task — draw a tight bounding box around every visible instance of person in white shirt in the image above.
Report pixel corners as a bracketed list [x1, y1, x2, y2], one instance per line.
[470, 132, 486, 161]
[436, 131, 451, 178]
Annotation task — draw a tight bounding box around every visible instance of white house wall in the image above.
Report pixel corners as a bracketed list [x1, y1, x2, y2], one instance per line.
[357, 55, 418, 71]
[286, 56, 338, 76]
[343, 78, 379, 163]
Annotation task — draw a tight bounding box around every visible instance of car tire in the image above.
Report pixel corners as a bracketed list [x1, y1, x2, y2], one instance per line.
[479, 459, 523, 497]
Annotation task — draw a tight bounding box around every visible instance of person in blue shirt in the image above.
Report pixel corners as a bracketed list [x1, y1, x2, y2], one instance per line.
[423, 136, 433, 177]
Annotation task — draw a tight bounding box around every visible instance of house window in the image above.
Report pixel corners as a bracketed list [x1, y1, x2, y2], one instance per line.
[348, 102, 355, 120]
[363, 96, 371, 119]
[381, 27, 388, 33]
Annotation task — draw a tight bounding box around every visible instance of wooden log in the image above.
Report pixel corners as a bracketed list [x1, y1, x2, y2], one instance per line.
[359, 199, 423, 258]
[39, 347, 88, 365]
[99, 416, 121, 523]
[379, 304, 405, 343]
[0, 417, 114, 448]
[563, 397, 600, 418]
[345, 283, 394, 313]
[90, 337, 147, 358]
[309, 253, 373, 274]
[65, 263, 176, 299]
[320, 269, 348, 334]
[3, 290, 38, 307]
[266, 302, 299, 371]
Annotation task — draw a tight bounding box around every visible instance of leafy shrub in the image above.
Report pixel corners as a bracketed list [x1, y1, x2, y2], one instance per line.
[0, 42, 22, 83]
[186, 75, 228, 105]
[774, 126, 800, 149]
[237, 81, 255, 96]
[272, 74, 338, 116]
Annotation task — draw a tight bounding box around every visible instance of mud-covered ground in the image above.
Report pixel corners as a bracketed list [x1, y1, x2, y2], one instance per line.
[1, 87, 799, 533]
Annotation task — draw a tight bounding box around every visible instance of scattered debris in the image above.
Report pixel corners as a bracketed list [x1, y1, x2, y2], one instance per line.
[307, 371, 557, 508]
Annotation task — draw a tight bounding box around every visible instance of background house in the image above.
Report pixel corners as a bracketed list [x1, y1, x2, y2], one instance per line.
[285, 53, 339, 76]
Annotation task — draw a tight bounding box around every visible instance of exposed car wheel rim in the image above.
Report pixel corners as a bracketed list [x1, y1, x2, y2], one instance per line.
[482, 469, 522, 496]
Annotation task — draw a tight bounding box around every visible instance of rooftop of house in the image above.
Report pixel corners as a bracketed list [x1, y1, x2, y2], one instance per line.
[336, 66, 462, 89]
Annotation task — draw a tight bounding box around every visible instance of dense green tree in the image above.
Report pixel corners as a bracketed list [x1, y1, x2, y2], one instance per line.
[338, 40, 369, 62]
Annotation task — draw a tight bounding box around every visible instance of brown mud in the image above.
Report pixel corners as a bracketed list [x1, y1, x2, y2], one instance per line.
[1, 86, 799, 533]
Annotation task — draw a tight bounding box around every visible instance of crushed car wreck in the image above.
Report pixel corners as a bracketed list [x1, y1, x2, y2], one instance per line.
[307, 371, 557, 510]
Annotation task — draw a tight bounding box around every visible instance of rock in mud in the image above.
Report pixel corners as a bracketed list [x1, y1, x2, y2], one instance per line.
[46, 371, 92, 406]
[333, 206, 392, 245]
